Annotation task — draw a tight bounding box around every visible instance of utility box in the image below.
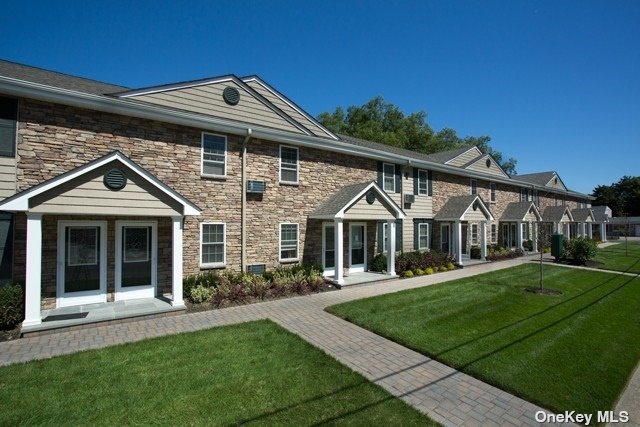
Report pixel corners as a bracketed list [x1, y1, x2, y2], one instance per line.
[551, 234, 564, 260]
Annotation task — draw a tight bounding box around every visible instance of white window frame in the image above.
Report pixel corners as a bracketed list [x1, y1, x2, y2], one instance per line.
[418, 223, 430, 250]
[322, 222, 335, 273]
[490, 182, 497, 203]
[490, 224, 497, 243]
[382, 222, 389, 253]
[417, 169, 429, 196]
[471, 224, 478, 245]
[521, 223, 528, 241]
[383, 163, 395, 192]
[279, 222, 299, 262]
[200, 222, 226, 268]
[201, 132, 227, 178]
[470, 179, 478, 195]
[279, 145, 299, 185]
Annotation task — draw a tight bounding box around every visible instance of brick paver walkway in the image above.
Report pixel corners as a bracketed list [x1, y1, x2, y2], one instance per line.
[0, 257, 582, 426]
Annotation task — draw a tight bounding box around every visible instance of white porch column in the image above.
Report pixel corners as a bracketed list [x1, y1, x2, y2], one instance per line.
[517, 222, 523, 249]
[588, 223, 593, 239]
[23, 213, 43, 327]
[565, 223, 571, 240]
[480, 222, 487, 259]
[601, 222, 607, 242]
[532, 222, 538, 252]
[455, 220, 462, 264]
[334, 219, 344, 284]
[171, 216, 185, 307]
[387, 220, 396, 276]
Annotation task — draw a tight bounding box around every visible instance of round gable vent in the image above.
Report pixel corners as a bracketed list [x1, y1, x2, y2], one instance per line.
[104, 168, 127, 191]
[223, 86, 240, 105]
[366, 190, 376, 205]
[486, 158, 491, 168]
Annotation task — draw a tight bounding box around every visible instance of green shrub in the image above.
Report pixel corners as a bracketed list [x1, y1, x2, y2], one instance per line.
[446, 262, 456, 271]
[395, 250, 456, 274]
[470, 246, 481, 259]
[565, 237, 598, 265]
[370, 253, 387, 272]
[189, 285, 214, 303]
[425, 267, 434, 275]
[438, 265, 448, 272]
[414, 268, 424, 276]
[523, 240, 534, 251]
[403, 270, 414, 278]
[0, 284, 23, 330]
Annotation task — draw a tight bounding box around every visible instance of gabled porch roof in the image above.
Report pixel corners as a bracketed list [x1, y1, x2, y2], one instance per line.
[542, 205, 574, 223]
[308, 181, 405, 220]
[500, 201, 542, 222]
[0, 151, 201, 216]
[571, 208, 596, 222]
[433, 195, 494, 221]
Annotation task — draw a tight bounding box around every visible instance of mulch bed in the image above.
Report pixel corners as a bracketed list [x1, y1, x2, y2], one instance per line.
[0, 326, 21, 342]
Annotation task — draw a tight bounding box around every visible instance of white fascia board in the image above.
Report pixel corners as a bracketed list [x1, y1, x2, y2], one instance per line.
[336, 182, 406, 220]
[0, 77, 593, 200]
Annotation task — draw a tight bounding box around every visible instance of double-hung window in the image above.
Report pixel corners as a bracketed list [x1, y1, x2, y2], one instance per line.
[470, 179, 478, 195]
[0, 97, 17, 157]
[417, 169, 428, 195]
[490, 224, 497, 243]
[280, 146, 299, 184]
[201, 223, 225, 267]
[418, 223, 429, 250]
[280, 223, 299, 261]
[383, 163, 395, 192]
[201, 133, 226, 177]
[471, 224, 478, 245]
[490, 182, 497, 202]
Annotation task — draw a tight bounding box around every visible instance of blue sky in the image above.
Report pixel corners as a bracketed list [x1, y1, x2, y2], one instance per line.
[1, 0, 638, 194]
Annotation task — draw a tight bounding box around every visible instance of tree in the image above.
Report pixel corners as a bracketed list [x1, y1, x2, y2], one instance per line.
[592, 176, 640, 216]
[536, 222, 550, 291]
[317, 96, 517, 175]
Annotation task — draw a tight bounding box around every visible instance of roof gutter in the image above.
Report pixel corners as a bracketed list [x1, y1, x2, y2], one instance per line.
[0, 76, 593, 199]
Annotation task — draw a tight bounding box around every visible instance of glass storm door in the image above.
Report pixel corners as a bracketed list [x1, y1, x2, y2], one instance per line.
[115, 221, 157, 301]
[441, 224, 450, 253]
[57, 221, 107, 307]
[349, 224, 366, 272]
[510, 223, 517, 247]
[323, 224, 335, 273]
[461, 224, 468, 255]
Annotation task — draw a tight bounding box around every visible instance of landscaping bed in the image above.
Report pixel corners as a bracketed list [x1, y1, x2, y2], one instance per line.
[0, 320, 432, 425]
[326, 264, 640, 416]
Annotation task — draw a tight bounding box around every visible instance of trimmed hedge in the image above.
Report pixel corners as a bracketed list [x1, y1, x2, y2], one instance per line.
[395, 250, 456, 275]
[0, 284, 23, 330]
[486, 245, 524, 261]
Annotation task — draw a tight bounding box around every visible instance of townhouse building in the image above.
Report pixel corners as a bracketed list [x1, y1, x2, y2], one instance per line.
[0, 60, 598, 331]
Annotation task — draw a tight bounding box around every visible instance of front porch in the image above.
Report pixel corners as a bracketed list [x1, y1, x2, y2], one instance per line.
[21, 296, 185, 337]
[325, 271, 397, 288]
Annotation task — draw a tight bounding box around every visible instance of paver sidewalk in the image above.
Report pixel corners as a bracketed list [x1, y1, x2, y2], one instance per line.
[1, 257, 580, 426]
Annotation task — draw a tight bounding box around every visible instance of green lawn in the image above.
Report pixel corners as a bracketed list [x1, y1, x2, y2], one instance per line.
[594, 241, 640, 274]
[0, 320, 433, 426]
[327, 264, 640, 415]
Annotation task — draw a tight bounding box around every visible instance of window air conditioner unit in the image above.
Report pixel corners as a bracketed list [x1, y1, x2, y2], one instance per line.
[247, 180, 266, 193]
[404, 193, 415, 204]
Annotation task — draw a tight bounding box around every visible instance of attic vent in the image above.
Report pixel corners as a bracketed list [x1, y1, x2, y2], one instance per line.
[554, 177, 558, 184]
[104, 168, 127, 190]
[223, 86, 240, 105]
[486, 158, 491, 168]
[366, 190, 376, 205]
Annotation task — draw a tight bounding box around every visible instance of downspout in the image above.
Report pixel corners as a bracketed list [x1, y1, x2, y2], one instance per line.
[241, 128, 252, 272]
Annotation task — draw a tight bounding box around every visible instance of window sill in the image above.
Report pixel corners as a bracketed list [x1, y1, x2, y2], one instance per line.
[279, 181, 299, 186]
[279, 258, 299, 263]
[200, 263, 226, 269]
[201, 174, 227, 180]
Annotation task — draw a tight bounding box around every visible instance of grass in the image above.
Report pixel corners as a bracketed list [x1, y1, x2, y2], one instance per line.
[593, 240, 640, 274]
[0, 320, 434, 426]
[327, 264, 640, 415]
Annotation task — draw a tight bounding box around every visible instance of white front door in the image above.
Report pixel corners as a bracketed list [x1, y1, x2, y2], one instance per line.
[57, 221, 108, 307]
[115, 221, 157, 301]
[349, 223, 366, 272]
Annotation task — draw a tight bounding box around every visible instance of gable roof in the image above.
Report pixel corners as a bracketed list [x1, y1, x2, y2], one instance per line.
[571, 208, 595, 222]
[309, 181, 405, 219]
[591, 206, 611, 222]
[242, 75, 338, 140]
[542, 205, 574, 222]
[434, 194, 493, 221]
[0, 59, 127, 95]
[462, 153, 509, 178]
[517, 171, 568, 191]
[500, 201, 542, 222]
[425, 146, 479, 164]
[0, 151, 201, 215]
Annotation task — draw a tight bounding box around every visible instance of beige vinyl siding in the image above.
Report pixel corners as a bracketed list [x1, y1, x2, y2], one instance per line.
[446, 147, 482, 166]
[560, 212, 571, 222]
[30, 164, 182, 216]
[131, 81, 304, 134]
[465, 156, 508, 178]
[546, 175, 567, 190]
[386, 191, 415, 252]
[462, 206, 489, 221]
[402, 168, 433, 217]
[0, 157, 16, 200]
[245, 81, 334, 139]
[343, 196, 396, 220]
[523, 209, 538, 222]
